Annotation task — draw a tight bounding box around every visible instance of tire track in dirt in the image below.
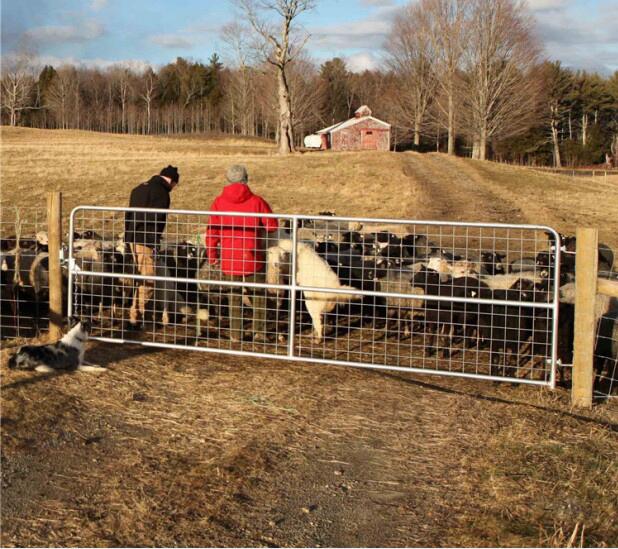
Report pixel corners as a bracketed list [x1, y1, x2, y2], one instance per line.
[401, 153, 530, 224]
[0, 348, 473, 547]
[444, 156, 618, 238]
[402, 152, 618, 250]
[229, 366, 493, 547]
[448, 156, 559, 226]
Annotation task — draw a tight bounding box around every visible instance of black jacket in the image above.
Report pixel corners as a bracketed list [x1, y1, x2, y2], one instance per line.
[124, 175, 171, 247]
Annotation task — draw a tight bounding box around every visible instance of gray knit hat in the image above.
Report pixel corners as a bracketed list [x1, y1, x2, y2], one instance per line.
[226, 164, 248, 184]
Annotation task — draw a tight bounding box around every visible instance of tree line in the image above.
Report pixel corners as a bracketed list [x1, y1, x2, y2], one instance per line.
[2, 0, 617, 166]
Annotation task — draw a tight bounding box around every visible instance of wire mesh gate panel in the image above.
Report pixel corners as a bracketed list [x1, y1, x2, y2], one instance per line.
[69, 206, 561, 387]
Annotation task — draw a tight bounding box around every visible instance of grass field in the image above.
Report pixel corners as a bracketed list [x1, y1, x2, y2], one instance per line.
[1, 127, 618, 547]
[2, 127, 618, 247]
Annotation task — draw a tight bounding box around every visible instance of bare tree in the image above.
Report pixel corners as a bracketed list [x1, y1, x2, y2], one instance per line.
[386, 3, 437, 147]
[540, 61, 572, 168]
[287, 54, 321, 145]
[138, 67, 158, 134]
[253, 63, 278, 138]
[221, 22, 258, 135]
[112, 67, 132, 133]
[1, 53, 35, 126]
[349, 70, 389, 120]
[422, 0, 469, 155]
[459, 0, 541, 160]
[47, 66, 78, 129]
[237, 0, 316, 154]
[92, 69, 110, 131]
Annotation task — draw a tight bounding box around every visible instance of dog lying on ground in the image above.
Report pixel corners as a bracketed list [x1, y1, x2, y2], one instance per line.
[7, 319, 106, 373]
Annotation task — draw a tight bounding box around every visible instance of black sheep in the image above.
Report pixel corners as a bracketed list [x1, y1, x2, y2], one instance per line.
[477, 283, 535, 379]
[410, 267, 483, 358]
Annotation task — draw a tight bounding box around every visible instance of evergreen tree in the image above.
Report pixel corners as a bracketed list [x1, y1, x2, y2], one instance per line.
[318, 57, 355, 126]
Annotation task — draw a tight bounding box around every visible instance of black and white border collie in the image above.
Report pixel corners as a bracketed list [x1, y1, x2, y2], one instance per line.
[8, 319, 106, 373]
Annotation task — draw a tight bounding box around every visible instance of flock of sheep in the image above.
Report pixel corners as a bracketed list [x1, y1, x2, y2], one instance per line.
[1, 215, 616, 384]
[267, 220, 616, 379]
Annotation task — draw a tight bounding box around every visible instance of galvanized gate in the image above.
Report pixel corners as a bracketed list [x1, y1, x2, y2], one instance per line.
[68, 206, 562, 387]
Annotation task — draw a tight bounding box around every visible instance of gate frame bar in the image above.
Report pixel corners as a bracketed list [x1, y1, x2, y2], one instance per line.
[69, 206, 562, 388]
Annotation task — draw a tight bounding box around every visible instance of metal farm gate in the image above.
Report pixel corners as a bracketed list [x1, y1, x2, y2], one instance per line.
[68, 206, 562, 387]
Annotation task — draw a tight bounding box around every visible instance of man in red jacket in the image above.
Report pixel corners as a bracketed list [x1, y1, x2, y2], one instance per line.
[205, 165, 278, 342]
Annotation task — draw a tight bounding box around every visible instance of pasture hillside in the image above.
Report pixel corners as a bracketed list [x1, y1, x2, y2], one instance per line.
[2, 127, 618, 248]
[1, 127, 618, 548]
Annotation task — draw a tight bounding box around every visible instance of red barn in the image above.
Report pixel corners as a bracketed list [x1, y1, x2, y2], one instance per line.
[317, 106, 391, 151]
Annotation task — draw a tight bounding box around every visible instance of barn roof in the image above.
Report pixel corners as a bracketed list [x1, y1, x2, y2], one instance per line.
[316, 121, 343, 134]
[317, 115, 390, 135]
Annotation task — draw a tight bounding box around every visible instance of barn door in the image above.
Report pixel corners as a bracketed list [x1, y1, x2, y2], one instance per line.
[361, 130, 377, 150]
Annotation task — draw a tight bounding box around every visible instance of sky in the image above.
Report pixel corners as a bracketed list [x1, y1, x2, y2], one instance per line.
[1, 0, 617, 75]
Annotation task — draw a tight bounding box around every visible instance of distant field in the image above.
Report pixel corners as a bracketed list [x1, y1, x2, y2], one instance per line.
[0, 127, 414, 220]
[2, 127, 618, 247]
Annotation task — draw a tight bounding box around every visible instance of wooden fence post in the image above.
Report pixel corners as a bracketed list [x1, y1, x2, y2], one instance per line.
[571, 227, 598, 408]
[47, 191, 63, 341]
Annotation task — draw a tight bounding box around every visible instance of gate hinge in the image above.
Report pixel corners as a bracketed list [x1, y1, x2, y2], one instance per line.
[67, 257, 81, 273]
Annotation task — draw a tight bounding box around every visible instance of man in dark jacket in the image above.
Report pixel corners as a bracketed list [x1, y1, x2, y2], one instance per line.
[205, 164, 278, 342]
[125, 165, 179, 325]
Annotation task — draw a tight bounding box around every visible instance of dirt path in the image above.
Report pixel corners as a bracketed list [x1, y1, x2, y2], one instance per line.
[402, 153, 533, 224]
[230, 369, 475, 548]
[400, 153, 618, 251]
[3, 347, 469, 547]
[447, 156, 618, 248]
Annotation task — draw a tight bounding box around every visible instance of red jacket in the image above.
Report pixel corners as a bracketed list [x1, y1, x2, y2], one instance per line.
[205, 183, 278, 275]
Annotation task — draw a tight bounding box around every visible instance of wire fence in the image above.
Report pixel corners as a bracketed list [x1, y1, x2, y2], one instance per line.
[2, 202, 614, 399]
[68, 207, 564, 386]
[3, 202, 615, 400]
[594, 308, 618, 400]
[0, 206, 51, 340]
[556, 240, 617, 400]
[528, 167, 618, 180]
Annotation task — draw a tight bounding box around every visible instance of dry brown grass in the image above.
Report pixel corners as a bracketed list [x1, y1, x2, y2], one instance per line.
[0, 127, 416, 221]
[3, 127, 617, 247]
[2, 344, 617, 547]
[2, 127, 618, 547]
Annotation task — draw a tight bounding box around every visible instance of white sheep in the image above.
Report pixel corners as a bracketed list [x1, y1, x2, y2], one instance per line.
[559, 282, 613, 320]
[264, 227, 293, 299]
[480, 271, 546, 290]
[266, 245, 288, 288]
[277, 239, 362, 343]
[426, 257, 478, 279]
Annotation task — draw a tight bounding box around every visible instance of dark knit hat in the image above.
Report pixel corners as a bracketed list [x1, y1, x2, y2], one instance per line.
[160, 165, 180, 183]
